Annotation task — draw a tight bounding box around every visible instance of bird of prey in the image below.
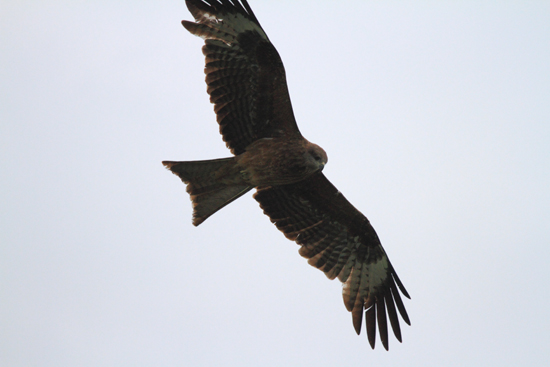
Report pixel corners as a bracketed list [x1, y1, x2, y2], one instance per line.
[163, 0, 410, 350]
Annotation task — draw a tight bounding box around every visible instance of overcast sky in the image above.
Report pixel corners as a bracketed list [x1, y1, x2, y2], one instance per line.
[1, 1, 549, 366]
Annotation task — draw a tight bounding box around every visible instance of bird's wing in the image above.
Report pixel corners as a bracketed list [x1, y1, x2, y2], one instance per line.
[254, 172, 411, 350]
[183, 0, 301, 155]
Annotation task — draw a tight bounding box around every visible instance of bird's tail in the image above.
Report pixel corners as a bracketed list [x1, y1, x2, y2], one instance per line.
[162, 158, 252, 226]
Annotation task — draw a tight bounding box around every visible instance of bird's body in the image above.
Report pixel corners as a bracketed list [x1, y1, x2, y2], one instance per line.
[164, 136, 326, 225]
[163, 0, 410, 350]
[234, 137, 327, 187]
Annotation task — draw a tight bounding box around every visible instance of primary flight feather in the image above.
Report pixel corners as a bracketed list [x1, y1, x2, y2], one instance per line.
[163, 0, 410, 350]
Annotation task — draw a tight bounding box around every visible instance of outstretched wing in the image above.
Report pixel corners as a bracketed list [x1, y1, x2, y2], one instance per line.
[183, 0, 301, 155]
[254, 172, 411, 350]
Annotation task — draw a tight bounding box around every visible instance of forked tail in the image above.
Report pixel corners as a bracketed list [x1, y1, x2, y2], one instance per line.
[162, 158, 252, 226]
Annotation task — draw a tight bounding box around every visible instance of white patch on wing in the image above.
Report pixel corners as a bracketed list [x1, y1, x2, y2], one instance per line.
[367, 254, 389, 289]
[195, 9, 268, 43]
[228, 13, 268, 39]
[202, 13, 220, 23]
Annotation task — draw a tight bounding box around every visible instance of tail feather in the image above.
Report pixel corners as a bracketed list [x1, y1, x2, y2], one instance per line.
[163, 158, 252, 226]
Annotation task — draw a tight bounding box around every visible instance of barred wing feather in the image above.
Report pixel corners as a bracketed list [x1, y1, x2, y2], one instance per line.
[254, 172, 411, 350]
[183, 0, 301, 155]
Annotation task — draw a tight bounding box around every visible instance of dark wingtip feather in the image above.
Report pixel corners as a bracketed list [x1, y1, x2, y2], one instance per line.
[391, 269, 411, 299]
[377, 298, 389, 351]
[352, 304, 363, 335]
[365, 299, 376, 349]
[390, 282, 411, 326]
[385, 292, 402, 342]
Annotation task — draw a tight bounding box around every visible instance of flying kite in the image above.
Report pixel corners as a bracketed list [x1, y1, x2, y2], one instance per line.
[163, 0, 410, 350]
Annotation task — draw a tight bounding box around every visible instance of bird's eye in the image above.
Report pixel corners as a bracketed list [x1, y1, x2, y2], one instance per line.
[310, 152, 323, 162]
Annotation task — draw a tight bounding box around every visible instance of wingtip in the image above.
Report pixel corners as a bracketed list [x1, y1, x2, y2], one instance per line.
[365, 301, 376, 350]
[377, 298, 389, 351]
[351, 305, 363, 335]
[391, 268, 411, 299]
[368, 336, 376, 350]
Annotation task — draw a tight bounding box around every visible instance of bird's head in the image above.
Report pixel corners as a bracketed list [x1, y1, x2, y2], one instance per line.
[306, 142, 328, 172]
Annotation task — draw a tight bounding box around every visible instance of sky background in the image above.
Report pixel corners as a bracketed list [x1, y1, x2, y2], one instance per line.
[1, 0, 549, 366]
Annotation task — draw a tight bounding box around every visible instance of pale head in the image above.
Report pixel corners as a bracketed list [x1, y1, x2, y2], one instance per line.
[305, 142, 328, 172]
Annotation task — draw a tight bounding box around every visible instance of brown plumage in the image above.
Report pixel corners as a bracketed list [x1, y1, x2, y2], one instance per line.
[163, 0, 410, 350]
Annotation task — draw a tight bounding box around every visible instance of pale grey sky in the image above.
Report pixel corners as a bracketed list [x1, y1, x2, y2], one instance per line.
[1, 1, 549, 366]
